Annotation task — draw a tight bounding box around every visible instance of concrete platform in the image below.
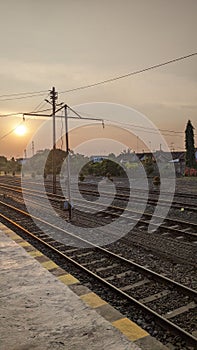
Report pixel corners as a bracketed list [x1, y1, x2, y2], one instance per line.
[0, 223, 167, 350]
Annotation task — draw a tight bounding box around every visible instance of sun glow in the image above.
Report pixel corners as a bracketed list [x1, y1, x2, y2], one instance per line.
[14, 124, 27, 136]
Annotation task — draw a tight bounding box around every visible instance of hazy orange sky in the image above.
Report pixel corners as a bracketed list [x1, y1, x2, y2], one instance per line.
[0, 0, 196, 158]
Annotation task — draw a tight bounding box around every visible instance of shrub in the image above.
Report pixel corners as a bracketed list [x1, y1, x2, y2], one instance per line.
[153, 176, 160, 185]
[79, 173, 85, 182]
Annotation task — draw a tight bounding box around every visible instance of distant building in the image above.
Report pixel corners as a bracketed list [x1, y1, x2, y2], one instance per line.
[16, 158, 29, 165]
[90, 155, 107, 163]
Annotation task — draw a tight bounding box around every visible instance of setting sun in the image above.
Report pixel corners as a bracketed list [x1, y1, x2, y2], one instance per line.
[14, 124, 27, 136]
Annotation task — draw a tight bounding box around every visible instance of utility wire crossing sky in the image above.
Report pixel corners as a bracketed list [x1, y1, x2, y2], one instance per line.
[0, 0, 196, 157]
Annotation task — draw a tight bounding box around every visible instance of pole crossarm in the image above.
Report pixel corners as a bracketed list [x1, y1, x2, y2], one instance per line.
[68, 106, 82, 119]
[23, 109, 105, 126]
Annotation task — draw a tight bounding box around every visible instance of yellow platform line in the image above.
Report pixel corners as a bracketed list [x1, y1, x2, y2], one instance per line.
[80, 292, 107, 308]
[58, 274, 79, 285]
[41, 260, 59, 270]
[4, 232, 20, 240]
[28, 250, 43, 257]
[2, 225, 151, 344]
[1, 228, 15, 233]
[18, 241, 31, 247]
[112, 317, 148, 341]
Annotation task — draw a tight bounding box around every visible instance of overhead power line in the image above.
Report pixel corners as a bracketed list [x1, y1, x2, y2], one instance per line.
[0, 94, 51, 140]
[0, 91, 49, 102]
[0, 107, 52, 118]
[72, 110, 197, 137]
[31, 92, 51, 113]
[59, 52, 197, 94]
[0, 52, 196, 102]
[0, 93, 51, 118]
[0, 122, 24, 141]
[0, 89, 48, 99]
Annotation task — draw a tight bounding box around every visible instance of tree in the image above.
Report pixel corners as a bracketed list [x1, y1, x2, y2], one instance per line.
[143, 154, 155, 176]
[44, 149, 67, 175]
[108, 153, 116, 160]
[80, 159, 126, 177]
[0, 156, 7, 171]
[185, 120, 196, 168]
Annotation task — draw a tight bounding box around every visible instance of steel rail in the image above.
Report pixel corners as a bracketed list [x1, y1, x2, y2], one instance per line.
[0, 209, 196, 348]
[0, 183, 197, 237]
[1, 187, 196, 265]
[1, 175, 197, 200]
[0, 199, 196, 297]
[1, 174, 197, 211]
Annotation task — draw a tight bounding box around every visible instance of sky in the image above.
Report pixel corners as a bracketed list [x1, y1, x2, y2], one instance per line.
[0, 0, 197, 158]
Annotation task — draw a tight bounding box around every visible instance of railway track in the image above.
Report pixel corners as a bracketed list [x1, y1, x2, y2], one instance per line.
[1, 175, 197, 210]
[1, 181, 196, 286]
[77, 182, 197, 211]
[0, 180, 196, 245]
[0, 199, 196, 349]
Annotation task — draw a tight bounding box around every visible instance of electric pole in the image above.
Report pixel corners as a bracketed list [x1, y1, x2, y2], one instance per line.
[23, 94, 104, 221]
[50, 87, 58, 194]
[64, 105, 72, 220]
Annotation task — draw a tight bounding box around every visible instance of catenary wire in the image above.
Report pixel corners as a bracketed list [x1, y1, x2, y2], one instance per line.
[0, 89, 48, 99]
[0, 108, 52, 118]
[30, 92, 51, 113]
[0, 91, 49, 102]
[1, 52, 196, 142]
[0, 95, 52, 140]
[0, 122, 24, 141]
[0, 52, 196, 101]
[59, 52, 197, 94]
[72, 109, 195, 135]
